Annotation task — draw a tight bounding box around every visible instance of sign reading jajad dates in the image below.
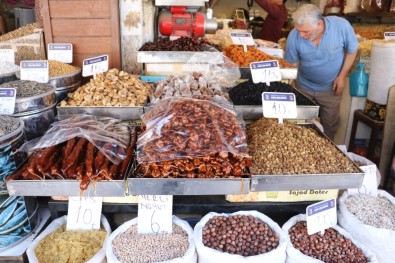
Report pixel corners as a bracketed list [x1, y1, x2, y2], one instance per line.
[0, 49, 15, 63]
[48, 43, 73, 63]
[138, 195, 173, 234]
[20, 60, 49, 83]
[230, 32, 255, 46]
[0, 88, 16, 115]
[262, 92, 297, 121]
[82, 55, 109, 77]
[306, 199, 337, 235]
[250, 60, 281, 84]
[67, 196, 103, 231]
[384, 32, 395, 40]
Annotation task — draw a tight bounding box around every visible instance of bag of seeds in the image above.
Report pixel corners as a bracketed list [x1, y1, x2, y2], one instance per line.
[194, 210, 288, 263]
[106, 215, 197, 263]
[282, 214, 378, 263]
[338, 190, 395, 263]
[27, 214, 111, 263]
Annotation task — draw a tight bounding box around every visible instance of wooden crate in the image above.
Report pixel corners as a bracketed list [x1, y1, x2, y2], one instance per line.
[40, 0, 121, 69]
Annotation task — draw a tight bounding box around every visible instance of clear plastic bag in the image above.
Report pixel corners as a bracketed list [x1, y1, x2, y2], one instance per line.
[18, 115, 130, 165]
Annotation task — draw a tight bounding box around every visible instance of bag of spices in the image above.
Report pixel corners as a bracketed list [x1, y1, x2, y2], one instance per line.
[194, 211, 287, 263]
[338, 190, 395, 263]
[282, 214, 378, 263]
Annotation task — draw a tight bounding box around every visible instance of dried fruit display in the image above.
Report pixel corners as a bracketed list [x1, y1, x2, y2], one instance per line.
[223, 45, 293, 68]
[247, 118, 360, 175]
[354, 24, 395, 40]
[136, 98, 251, 178]
[139, 37, 208, 51]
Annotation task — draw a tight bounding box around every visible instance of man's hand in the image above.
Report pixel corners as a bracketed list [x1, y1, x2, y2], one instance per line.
[333, 76, 346, 96]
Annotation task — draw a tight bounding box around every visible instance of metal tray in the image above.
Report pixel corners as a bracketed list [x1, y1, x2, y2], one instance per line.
[6, 180, 127, 197]
[127, 178, 250, 195]
[235, 105, 319, 120]
[239, 67, 298, 80]
[137, 51, 224, 64]
[250, 123, 364, 191]
[56, 103, 144, 120]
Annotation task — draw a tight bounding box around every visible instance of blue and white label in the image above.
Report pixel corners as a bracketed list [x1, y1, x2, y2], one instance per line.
[0, 88, 16, 115]
[384, 32, 395, 40]
[0, 49, 15, 63]
[251, 60, 281, 84]
[20, 60, 49, 83]
[82, 55, 109, 77]
[230, 32, 255, 46]
[306, 199, 337, 235]
[262, 92, 297, 119]
[48, 43, 73, 63]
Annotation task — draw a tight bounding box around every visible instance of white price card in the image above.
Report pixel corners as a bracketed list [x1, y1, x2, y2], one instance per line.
[384, 32, 395, 40]
[67, 196, 103, 231]
[306, 199, 337, 235]
[262, 92, 297, 120]
[82, 55, 109, 77]
[138, 195, 173, 234]
[250, 60, 281, 84]
[0, 88, 16, 115]
[230, 32, 255, 46]
[48, 43, 73, 63]
[348, 165, 378, 196]
[258, 47, 284, 58]
[20, 60, 49, 83]
[0, 49, 15, 63]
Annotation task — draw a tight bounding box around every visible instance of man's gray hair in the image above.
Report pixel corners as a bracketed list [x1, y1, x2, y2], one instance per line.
[292, 4, 323, 27]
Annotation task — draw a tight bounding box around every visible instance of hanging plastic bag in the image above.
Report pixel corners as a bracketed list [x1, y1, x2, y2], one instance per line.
[338, 190, 395, 263]
[350, 62, 368, 97]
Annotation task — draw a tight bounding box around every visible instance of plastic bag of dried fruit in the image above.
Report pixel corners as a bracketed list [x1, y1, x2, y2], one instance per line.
[338, 190, 395, 263]
[27, 215, 111, 263]
[194, 211, 287, 263]
[106, 215, 197, 263]
[282, 214, 378, 263]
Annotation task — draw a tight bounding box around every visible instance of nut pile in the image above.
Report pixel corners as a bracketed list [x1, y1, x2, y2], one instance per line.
[202, 215, 279, 256]
[223, 45, 293, 68]
[289, 221, 368, 263]
[48, 60, 80, 77]
[354, 24, 395, 40]
[0, 80, 54, 98]
[112, 224, 189, 263]
[60, 68, 151, 106]
[0, 62, 19, 75]
[136, 98, 251, 178]
[229, 80, 315, 106]
[247, 118, 360, 175]
[0, 23, 38, 42]
[0, 116, 20, 137]
[139, 37, 208, 51]
[344, 194, 395, 231]
[151, 73, 229, 103]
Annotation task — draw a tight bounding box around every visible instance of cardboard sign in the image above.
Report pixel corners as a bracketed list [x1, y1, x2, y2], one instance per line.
[82, 55, 109, 77]
[0, 88, 16, 115]
[67, 196, 103, 231]
[48, 43, 73, 63]
[306, 199, 337, 235]
[20, 60, 49, 83]
[138, 195, 173, 234]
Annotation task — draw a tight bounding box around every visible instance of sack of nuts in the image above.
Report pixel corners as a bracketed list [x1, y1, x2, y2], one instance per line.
[282, 214, 378, 263]
[193, 211, 288, 263]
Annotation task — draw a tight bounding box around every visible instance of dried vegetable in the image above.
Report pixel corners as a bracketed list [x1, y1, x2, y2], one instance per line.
[136, 97, 251, 178]
[223, 45, 293, 68]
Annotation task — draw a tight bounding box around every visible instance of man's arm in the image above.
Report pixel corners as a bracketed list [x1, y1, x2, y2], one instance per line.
[333, 51, 357, 96]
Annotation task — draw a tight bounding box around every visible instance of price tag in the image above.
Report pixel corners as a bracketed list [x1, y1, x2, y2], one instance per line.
[0, 88, 16, 115]
[258, 47, 284, 58]
[384, 32, 395, 40]
[230, 32, 255, 51]
[250, 60, 281, 84]
[82, 55, 109, 77]
[348, 165, 378, 196]
[67, 196, 103, 231]
[20, 60, 49, 83]
[0, 49, 15, 63]
[306, 199, 337, 235]
[138, 195, 173, 234]
[262, 92, 297, 122]
[48, 43, 73, 63]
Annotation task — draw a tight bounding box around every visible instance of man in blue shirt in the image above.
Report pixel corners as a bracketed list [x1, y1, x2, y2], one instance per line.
[285, 4, 358, 140]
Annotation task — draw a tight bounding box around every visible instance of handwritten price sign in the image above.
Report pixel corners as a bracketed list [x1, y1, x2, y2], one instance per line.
[82, 55, 109, 77]
[20, 60, 49, 83]
[262, 92, 297, 120]
[138, 195, 173, 234]
[0, 88, 16, 115]
[67, 196, 103, 231]
[230, 32, 255, 46]
[306, 199, 337, 235]
[0, 49, 15, 63]
[48, 43, 73, 63]
[250, 60, 281, 84]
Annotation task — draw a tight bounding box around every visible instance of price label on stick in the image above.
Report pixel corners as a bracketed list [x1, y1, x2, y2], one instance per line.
[306, 199, 337, 235]
[384, 32, 395, 40]
[20, 60, 49, 83]
[48, 43, 73, 63]
[348, 165, 378, 196]
[82, 55, 109, 77]
[67, 196, 103, 231]
[230, 32, 255, 48]
[262, 92, 297, 123]
[138, 195, 173, 234]
[0, 49, 15, 63]
[250, 60, 281, 84]
[0, 88, 16, 115]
